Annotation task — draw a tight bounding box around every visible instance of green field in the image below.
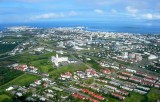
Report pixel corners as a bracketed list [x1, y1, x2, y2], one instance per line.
[8, 51, 55, 63]
[0, 68, 23, 86]
[86, 59, 101, 70]
[49, 64, 88, 79]
[107, 97, 121, 102]
[10, 52, 46, 64]
[124, 92, 146, 102]
[0, 52, 56, 72]
[147, 88, 160, 102]
[30, 59, 53, 73]
[0, 36, 28, 55]
[0, 36, 28, 42]
[0, 44, 18, 54]
[0, 94, 12, 102]
[0, 73, 41, 90]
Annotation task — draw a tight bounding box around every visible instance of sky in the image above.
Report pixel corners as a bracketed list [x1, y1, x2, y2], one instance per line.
[0, 0, 160, 26]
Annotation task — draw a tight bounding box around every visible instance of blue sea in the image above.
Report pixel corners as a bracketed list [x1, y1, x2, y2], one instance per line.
[0, 21, 160, 34]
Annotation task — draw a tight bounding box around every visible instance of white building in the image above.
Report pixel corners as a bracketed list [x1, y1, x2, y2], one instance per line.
[148, 55, 158, 60]
[73, 46, 84, 51]
[51, 54, 68, 67]
[126, 68, 136, 73]
[56, 50, 64, 54]
[122, 52, 128, 59]
[6, 86, 14, 91]
[34, 47, 44, 52]
[90, 34, 92, 41]
[57, 41, 65, 48]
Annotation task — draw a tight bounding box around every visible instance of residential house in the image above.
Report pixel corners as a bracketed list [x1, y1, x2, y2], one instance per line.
[100, 68, 111, 74]
[111, 92, 125, 100]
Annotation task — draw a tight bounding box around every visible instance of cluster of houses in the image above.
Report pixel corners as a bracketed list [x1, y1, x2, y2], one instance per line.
[112, 53, 143, 64]
[11, 63, 38, 73]
[74, 78, 129, 100]
[99, 61, 121, 70]
[113, 71, 160, 95]
[60, 68, 99, 80]
[72, 93, 85, 100]
[6, 77, 69, 102]
[58, 67, 160, 101]
[0, 41, 16, 44]
[6, 86, 28, 98]
[71, 82, 106, 102]
[86, 50, 144, 65]
[9, 41, 33, 55]
[81, 88, 105, 100]
[135, 71, 160, 88]
[85, 51, 108, 59]
[72, 92, 104, 102]
[31, 47, 54, 55]
[76, 82, 99, 92]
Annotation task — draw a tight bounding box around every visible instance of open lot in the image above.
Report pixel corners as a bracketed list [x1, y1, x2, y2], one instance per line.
[0, 67, 23, 86]
[0, 73, 41, 90]
[0, 94, 12, 102]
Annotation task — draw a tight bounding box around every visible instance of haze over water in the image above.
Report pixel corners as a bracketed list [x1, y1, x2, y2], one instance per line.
[0, 21, 160, 34]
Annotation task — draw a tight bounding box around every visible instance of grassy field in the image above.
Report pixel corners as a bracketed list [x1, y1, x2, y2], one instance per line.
[124, 92, 146, 102]
[0, 36, 28, 42]
[86, 59, 101, 70]
[28, 52, 56, 73]
[49, 64, 88, 79]
[0, 94, 12, 102]
[1, 52, 56, 72]
[31, 59, 53, 73]
[8, 51, 55, 63]
[107, 97, 121, 102]
[0, 73, 41, 90]
[0, 67, 23, 86]
[147, 88, 160, 102]
[0, 44, 18, 54]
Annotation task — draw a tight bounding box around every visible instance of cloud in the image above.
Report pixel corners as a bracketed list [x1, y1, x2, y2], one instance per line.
[0, 0, 55, 3]
[30, 11, 78, 20]
[125, 6, 160, 20]
[68, 11, 78, 16]
[31, 13, 65, 20]
[126, 6, 138, 14]
[142, 13, 160, 20]
[154, 14, 160, 19]
[111, 9, 117, 13]
[142, 13, 153, 19]
[1, 0, 160, 23]
[94, 9, 104, 14]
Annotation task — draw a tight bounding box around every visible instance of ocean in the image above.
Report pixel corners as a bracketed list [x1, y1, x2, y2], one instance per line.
[0, 21, 160, 34]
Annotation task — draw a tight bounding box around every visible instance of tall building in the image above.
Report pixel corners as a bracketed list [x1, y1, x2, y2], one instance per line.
[90, 34, 92, 41]
[136, 54, 142, 61]
[122, 52, 128, 59]
[129, 52, 136, 59]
